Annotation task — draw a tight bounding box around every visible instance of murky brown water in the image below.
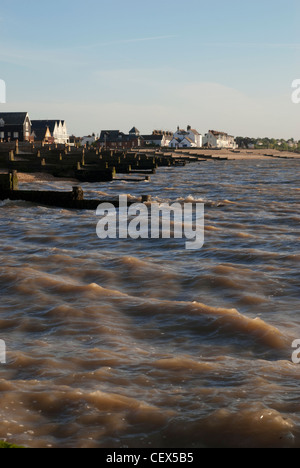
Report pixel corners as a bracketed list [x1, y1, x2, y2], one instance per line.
[0, 159, 299, 448]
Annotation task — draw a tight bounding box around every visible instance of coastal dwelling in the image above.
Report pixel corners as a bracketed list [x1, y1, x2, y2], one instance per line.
[98, 127, 143, 149]
[129, 127, 140, 137]
[81, 134, 97, 147]
[31, 121, 54, 144]
[0, 112, 32, 142]
[169, 126, 203, 148]
[142, 130, 173, 147]
[203, 130, 237, 149]
[31, 120, 69, 145]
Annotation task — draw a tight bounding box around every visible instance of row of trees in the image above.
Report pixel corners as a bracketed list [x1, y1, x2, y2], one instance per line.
[235, 137, 300, 152]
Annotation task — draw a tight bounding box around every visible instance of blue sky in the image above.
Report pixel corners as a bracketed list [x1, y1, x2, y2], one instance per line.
[0, 0, 299, 138]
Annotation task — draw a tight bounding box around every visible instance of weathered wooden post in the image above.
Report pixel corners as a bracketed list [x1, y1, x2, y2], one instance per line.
[9, 150, 14, 161]
[0, 172, 18, 191]
[72, 186, 84, 201]
[11, 171, 18, 191]
[41, 158, 46, 166]
[15, 140, 19, 155]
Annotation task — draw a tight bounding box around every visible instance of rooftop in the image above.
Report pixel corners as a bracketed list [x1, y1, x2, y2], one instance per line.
[0, 112, 29, 125]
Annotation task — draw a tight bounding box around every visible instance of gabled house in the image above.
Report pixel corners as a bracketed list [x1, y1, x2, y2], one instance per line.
[142, 130, 173, 147]
[0, 112, 32, 142]
[203, 130, 237, 149]
[169, 126, 202, 148]
[98, 128, 143, 149]
[31, 121, 54, 144]
[129, 127, 140, 136]
[31, 120, 69, 145]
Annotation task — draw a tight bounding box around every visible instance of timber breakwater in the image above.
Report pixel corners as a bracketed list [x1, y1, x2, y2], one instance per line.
[0, 142, 195, 183]
[0, 172, 152, 209]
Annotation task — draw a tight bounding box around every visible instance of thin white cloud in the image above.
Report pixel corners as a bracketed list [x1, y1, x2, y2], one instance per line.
[0, 34, 177, 67]
[60, 35, 178, 52]
[202, 42, 300, 49]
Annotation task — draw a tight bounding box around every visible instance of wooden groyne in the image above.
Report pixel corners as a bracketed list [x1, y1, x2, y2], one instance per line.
[0, 142, 192, 183]
[0, 172, 149, 210]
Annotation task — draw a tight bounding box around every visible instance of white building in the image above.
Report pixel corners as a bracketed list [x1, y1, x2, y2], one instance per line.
[52, 120, 69, 145]
[169, 126, 202, 148]
[203, 130, 237, 149]
[81, 135, 97, 146]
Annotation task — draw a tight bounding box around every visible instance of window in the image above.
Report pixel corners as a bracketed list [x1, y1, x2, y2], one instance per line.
[13, 132, 19, 138]
[0, 119, 4, 127]
[0, 132, 4, 139]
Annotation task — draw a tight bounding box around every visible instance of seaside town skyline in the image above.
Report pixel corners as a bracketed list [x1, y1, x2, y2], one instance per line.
[1, 111, 299, 151]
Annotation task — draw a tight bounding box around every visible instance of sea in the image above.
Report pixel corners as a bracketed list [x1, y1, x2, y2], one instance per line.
[0, 158, 299, 448]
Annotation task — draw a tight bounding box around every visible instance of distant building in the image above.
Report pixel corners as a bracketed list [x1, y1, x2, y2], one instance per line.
[98, 127, 143, 149]
[0, 112, 32, 142]
[81, 134, 97, 147]
[129, 127, 140, 137]
[31, 120, 69, 145]
[287, 139, 295, 148]
[169, 126, 202, 148]
[31, 121, 54, 144]
[69, 135, 81, 147]
[142, 130, 173, 147]
[203, 130, 236, 149]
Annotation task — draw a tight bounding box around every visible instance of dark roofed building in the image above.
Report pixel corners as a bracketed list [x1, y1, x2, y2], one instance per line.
[129, 127, 140, 136]
[0, 112, 32, 142]
[98, 128, 143, 149]
[142, 130, 173, 147]
[31, 120, 69, 144]
[31, 120, 55, 144]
